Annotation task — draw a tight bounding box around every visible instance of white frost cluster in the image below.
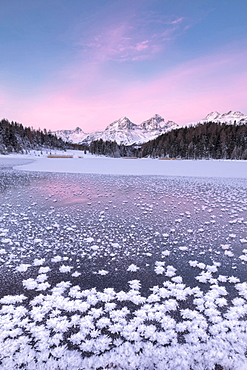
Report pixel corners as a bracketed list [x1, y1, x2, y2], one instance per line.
[0, 258, 246, 370]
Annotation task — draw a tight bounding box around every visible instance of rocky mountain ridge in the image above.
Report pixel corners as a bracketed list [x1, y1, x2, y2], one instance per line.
[53, 114, 178, 146]
[53, 111, 247, 146]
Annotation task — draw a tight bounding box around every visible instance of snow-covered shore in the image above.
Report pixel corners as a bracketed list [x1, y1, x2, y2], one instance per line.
[1, 151, 247, 178]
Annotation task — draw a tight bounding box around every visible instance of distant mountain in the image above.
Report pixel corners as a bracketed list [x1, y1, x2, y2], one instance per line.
[182, 111, 247, 130]
[53, 127, 87, 144]
[53, 114, 179, 146]
[201, 110, 247, 125]
[52, 110, 247, 146]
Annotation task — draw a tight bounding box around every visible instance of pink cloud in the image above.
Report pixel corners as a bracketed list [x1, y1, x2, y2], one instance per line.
[77, 12, 187, 63]
[2, 45, 247, 132]
[169, 17, 184, 25]
[134, 40, 149, 51]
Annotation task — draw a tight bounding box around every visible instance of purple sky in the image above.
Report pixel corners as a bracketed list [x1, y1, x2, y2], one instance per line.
[1, 0, 247, 132]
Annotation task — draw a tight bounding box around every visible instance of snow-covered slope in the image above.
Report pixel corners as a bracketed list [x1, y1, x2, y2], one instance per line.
[53, 114, 179, 146]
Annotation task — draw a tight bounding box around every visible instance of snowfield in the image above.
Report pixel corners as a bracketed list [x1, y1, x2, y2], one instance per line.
[6, 151, 247, 178]
[0, 153, 247, 369]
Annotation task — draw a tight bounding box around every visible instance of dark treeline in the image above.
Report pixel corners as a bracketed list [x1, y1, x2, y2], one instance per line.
[89, 122, 247, 160]
[2, 119, 246, 159]
[0, 119, 86, 154]
[90, 139, 135, 157]
[141, 122, 247, 159]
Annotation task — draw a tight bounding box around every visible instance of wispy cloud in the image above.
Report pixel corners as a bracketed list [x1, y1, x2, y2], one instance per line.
[76, 12, 187, 62]
[169, 17, 184, 25]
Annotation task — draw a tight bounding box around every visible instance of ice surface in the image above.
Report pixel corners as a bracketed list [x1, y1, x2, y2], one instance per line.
[0, 157, 246, 369]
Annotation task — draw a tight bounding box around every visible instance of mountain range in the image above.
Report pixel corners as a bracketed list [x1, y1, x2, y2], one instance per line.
[199, 110, 247, 125]
[52, 114, 178, 146]
[53, 111, 247, 146]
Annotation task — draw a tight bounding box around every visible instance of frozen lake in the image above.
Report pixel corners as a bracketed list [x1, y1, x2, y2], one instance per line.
[0, 157, 247, 369]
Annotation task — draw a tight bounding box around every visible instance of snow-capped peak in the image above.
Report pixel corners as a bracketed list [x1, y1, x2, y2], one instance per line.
[221, 110, 245, 118]
[140, 114, 165, 130]
[180, 110, 247, 130]
[53, 114, 179, 146]
[53, 110, 247, 147]
[139, 114, 179, 132]
[74, 127, 83, 133]
[203, 111, 220, 121]
[99, 114, 178, 144]
[202, 110, 247, 124]
[52, 127, 87, 144]
[106, 117, 137, 131]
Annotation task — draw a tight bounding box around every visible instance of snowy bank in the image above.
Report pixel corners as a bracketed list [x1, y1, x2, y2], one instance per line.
[10, 154, 247, 179]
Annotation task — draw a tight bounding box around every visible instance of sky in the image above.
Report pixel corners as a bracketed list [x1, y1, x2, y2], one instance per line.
[0, 0, 247, 132]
